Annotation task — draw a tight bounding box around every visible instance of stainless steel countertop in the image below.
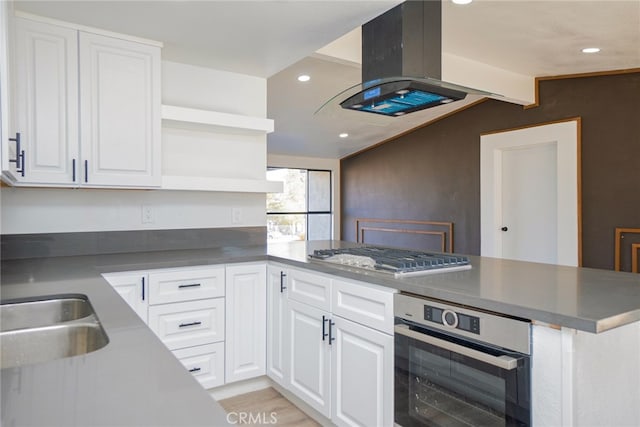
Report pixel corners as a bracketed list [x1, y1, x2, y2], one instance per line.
[2, 241, 639, 425]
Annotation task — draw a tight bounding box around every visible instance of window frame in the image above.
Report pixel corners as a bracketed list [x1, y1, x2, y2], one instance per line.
[266, 167, 333, 241]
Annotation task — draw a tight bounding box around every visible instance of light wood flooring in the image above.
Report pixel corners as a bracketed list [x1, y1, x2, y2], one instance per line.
[218, 387, 321, 426]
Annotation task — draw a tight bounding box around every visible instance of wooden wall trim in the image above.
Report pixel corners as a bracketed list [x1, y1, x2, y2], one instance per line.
[524, 68, 640, 109]
[632, 243, 640, 274]
[614, 227, 640, 271]
[355, 218, 454, 253]
[360, 227, 447, 253]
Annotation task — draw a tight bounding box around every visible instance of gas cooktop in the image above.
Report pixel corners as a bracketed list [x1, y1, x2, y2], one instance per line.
[309, 246, 471, 277]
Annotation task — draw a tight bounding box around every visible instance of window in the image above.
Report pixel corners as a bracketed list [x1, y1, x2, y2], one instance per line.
[266, 168, 332, 242]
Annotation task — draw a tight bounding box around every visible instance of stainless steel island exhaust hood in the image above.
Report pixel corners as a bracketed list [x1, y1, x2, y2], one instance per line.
[334, 0, 494, 117]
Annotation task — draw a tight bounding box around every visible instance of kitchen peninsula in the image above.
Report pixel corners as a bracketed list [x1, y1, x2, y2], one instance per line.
[1, 239, 639, 426]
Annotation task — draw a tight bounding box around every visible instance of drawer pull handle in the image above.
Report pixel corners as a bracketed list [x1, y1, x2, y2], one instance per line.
[179, 321, 202, 328]
[189, 367, 201, 373]
[178, 283, 202, 289]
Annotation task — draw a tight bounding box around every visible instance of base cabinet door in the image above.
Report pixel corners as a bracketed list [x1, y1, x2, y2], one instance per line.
[331, 316, 394, 427]
[287, 299, 332, 418]
[266, 265, 289, 387]
[102, 271, 148, 321]
[225, 263, 267, 383]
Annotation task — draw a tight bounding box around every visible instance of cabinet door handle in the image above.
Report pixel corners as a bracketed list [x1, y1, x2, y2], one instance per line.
[179, 321, 202, 328]
[141, 277, 145, 301]
[280, 271, 287, 293]
[322, 315, 329, 341]
[328, 319, 336, 345]
[178, 283, 201, 289]
[84, 160, 88, 183]
[9, 132, 25, 176]
[189, 367, 201, 373]
[72, 159, 76, 182]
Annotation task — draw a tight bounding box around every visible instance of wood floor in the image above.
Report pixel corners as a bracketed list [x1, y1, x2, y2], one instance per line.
[218, 387, 321, 426]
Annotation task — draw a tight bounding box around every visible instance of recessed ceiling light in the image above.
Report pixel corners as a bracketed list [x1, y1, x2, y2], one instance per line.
[452, 0, 472, 4]
[297, 74, 311, 82]
[339, 133, 349, 138]
[581, 47, 600, 54]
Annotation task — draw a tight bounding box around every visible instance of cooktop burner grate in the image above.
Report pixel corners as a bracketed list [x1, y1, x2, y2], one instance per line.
[309, 247, 471, 277]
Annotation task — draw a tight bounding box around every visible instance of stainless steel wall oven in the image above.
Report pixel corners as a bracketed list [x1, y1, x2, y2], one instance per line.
[395, 293, 531, 427]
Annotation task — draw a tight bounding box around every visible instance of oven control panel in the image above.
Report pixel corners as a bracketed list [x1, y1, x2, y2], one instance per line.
[424, 305, 480, 334]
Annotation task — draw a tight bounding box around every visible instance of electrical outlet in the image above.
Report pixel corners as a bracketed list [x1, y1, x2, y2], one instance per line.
[232, 207, 242, 224]
[141, 205, 154, 224]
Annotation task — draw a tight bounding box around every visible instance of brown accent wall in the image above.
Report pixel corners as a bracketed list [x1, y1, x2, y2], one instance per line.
[341, 71, 640, 270]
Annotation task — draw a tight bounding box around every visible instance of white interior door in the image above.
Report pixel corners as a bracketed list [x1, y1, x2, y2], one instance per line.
[501, 142, 558, 263]
[481, 120, 579, 266]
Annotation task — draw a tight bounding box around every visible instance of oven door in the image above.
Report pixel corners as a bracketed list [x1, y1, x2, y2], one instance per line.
[395, 321, 530, 427]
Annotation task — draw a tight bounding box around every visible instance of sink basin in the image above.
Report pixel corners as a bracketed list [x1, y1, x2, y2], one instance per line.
[1, 296, 95, 332]
[0, 295, 109, 369]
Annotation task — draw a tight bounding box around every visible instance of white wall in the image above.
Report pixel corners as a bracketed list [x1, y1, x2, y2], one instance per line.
[0, 187, 265, 234]
[1, 60, 269, 235]
[267, 153, 340, 239]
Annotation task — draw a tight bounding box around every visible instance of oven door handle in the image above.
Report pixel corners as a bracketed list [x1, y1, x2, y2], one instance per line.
[395, 324, 520, 371]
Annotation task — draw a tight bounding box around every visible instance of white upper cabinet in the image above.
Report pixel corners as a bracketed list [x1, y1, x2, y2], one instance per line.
[4, 15, 161, 188]
[10, 17, 78, 184]
[79, 31, 160, 187]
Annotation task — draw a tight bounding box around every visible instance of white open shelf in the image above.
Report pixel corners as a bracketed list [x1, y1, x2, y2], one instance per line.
[161, 105, 274, 134]
[161, 175, 283, 193]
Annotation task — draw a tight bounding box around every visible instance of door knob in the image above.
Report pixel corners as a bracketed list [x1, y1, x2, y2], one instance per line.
[501, 226, 508, 232]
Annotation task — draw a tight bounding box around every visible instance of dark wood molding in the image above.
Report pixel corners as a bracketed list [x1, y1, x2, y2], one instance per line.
[355, 218, 454, 253]
[614, 227, 640, 271]
[524, 68, 640, 109]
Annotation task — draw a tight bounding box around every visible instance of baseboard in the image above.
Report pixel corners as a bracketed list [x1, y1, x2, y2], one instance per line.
[208, 376, 272, 401]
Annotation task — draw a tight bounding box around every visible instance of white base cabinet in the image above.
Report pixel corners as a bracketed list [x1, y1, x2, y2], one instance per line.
[147, 298, 225, 350]
[101, 271, 148, 321]
[288, 299, 332, 417]
[266, 264, 289, 388]
[267, 265, 396, 427]
[225, 263, 267, 384]
[173, 342, 225, 389]
[332, 316, 393, 427]
[103, 265, 229, 389]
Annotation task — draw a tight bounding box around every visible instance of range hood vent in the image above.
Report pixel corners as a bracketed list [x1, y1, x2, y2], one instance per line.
[336, 0, 487, 117]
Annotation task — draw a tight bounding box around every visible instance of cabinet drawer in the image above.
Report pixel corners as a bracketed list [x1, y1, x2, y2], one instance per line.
[287, 268, 332, 311]
[173, 342, 225, 389]
[148, 298, 224, 350]
[332, 279, 396, 335]
[149, 266, 225, 305]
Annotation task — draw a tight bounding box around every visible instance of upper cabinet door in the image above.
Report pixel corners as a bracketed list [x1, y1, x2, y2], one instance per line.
[79, 32, 160, 187]
[11, 17, 79, 185]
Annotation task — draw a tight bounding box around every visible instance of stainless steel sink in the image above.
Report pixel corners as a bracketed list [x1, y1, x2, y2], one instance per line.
[0, 295, 109, 369]
[1, 296, 95, 332]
